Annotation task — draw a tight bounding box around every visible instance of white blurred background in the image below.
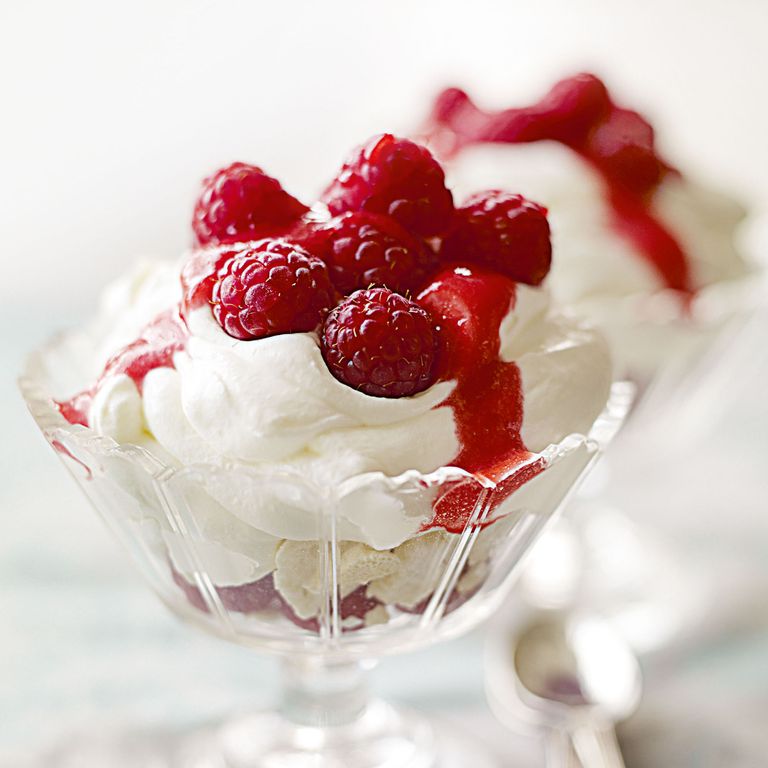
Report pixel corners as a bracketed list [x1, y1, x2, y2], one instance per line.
[2, 2, 768, 763]
[2, 0, 767, 310]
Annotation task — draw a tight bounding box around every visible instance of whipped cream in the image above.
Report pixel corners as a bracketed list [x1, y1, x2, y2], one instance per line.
[92, 259, 183, 375]
[92, 262, 609, 449]
[444, 143, 753, 377]
[81, 259, 610, 611]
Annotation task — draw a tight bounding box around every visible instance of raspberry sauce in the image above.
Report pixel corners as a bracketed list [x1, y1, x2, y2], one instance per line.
[172, 566, 382, 633]
[101, 309, 187, 391]
[418, 265, 543, 532]
[58, 242, 260, 429]
[181, 245, 239, 314]
[56, 308, 188, 427]
[51, 439, 93, 480]
[428, 74, 694, 296]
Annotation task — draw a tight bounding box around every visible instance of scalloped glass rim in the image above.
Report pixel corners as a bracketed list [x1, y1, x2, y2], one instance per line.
[19, 328, 633, 495]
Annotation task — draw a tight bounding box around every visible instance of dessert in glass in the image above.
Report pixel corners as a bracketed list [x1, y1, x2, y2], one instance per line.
[424, 74, 762, 648]
[21, 134, 626, 766]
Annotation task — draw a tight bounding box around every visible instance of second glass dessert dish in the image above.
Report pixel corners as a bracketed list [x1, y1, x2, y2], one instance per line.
[424, 72, 759, 399]
[22, 133, 627, 766]
[422, 73, 763, 650]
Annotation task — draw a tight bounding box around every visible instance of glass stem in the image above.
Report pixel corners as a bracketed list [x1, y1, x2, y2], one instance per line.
[279, 657, 374, 729]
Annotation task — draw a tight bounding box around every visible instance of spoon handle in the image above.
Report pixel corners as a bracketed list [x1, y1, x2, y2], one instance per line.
[571, 721, 626, 768]
[544, 727, 581, 768]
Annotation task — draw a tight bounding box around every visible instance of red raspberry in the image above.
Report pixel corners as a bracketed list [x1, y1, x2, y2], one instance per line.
[102, 309, 187, 387]
[442, 191, 552, 286]
[427, 74, 612, 149]
[181, 245, 241, 316]
[193, 162, 308, 246]
[297, 212, 436, 295]
[431, 87, 473, 127]
[322, 288, 438, 398]
[587, 107, 662, 195]
[212, 240, 335, 340]
[534, 73, 612, 144]
[322, 134, 454, 237]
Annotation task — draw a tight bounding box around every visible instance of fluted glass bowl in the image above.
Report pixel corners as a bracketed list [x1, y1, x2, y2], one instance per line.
[20, 328, 630, 768]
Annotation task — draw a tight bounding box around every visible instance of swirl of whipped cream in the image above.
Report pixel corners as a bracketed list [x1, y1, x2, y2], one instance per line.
[447, 143, 750, 301]
[88, 260, 610, 554]
[149, 307, 456, 468]
[444, 143, 753, 377]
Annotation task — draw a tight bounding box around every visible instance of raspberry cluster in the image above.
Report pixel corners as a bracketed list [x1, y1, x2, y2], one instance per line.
[189, 134, 553, 398]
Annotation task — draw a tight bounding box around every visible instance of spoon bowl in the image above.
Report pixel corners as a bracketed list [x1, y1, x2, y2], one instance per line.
[487, 613, 642, 766]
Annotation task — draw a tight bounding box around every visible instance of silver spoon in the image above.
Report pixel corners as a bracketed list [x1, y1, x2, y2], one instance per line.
[486, 613, 641, 767]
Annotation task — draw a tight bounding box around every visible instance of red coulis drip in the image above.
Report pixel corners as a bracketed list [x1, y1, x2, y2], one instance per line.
[418, 265, 543, 532]
[429, 73, 694, 296]
[57, 245, 238, 428]
[56, 392, 92, 428]
[101, 309, 188, 392]
[180, 245, 241, 315]
[56, 308, 188, 427]
[51, 439, 93, 479]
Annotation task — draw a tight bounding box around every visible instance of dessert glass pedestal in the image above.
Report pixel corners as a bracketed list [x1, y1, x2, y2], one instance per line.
[20, 329, 629, 768]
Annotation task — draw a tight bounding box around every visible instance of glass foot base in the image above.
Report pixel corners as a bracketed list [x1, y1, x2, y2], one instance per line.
[36, 703, 500, 768]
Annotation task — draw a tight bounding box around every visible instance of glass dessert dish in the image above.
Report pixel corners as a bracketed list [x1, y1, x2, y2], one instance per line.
[20, 338, 628, 767]
[19, 131, 626, 765]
